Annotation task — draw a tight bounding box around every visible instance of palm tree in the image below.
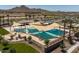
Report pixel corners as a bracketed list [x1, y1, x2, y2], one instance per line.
[62, 20, 66, 39]
[67, 17, 75, 45]
[44, 40, 49, 48]
[7, 15, 10, 25]
[62, 17, 70, 47]
[7, 15, 12, 31]
[62, 17, 74, 45]
[2, 16, 4, 25]
[0, 16, 1, 26]
[62, 19, 68, 40]
[32, 14, 35, 20]
[44, 15, 47, 18]
[25, 14, 27, 20]
[28, 15, 31, 20]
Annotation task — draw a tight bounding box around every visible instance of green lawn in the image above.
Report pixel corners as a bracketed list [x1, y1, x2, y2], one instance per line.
[9, 42, 38, 53]
[0, 27, 38, 53]
[0, 42, 38, 53]
[0, 27, 9, 35]
[0, 43, 4, 50]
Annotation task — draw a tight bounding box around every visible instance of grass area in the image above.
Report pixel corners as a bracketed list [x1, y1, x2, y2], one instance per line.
[0, 27, 9, 35]
[0, 43, 4, 50]
[0, 27, 38, 53]
[9, 42, 38, 53]
[0, 42, 38, 53]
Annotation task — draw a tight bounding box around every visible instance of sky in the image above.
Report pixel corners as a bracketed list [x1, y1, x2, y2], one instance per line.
[0, 5, 79, 12]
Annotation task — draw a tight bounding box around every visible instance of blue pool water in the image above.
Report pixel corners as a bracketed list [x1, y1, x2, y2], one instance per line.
[33, 31, 55, 40]
[46, 29, 64, 36]
[27, 28, 39, 33]
[15, 28, 64, 40]
[14, 28, 26, 33]
[14, 28, 39, 33]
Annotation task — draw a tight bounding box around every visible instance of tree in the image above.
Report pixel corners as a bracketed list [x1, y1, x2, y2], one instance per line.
[44, 40, 49, 48]
[62, 19, 68, 40]
[2, 40, 9, 46]
[68, 36, 74, 44]
[9, 48, 16, 53]
[28, 15, 31, 20]
[74, 32, 79, 41]
[1, 40, 10, 53]
[7, 15, 11, 31]
[0, 35, 3, 43]
[25, 14, 28, 20]
[0, 16, 1, 26]
[62, 17, 74, 45]
[32, 14, 35, 19]
[7, 15, 10, 25]
[28, 36, 32, 43]
[2, 16, 4, 25]
[67, 18, 74, 45]
[62, 17, 68, 46]
[75, 32, 79, 38]
[60, 41, 67, 53]
[2, 47, 10, 53]
[44, 15, 47, 18]
[24, 36, 27, 41]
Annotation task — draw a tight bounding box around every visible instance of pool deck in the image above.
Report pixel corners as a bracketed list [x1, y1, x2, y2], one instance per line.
[30, 22, 62, 31]
[3, 31, 63, 47]
[2, 22, 66, 52]
[3, 22, 65, 45]
[4, 22, 64, 32]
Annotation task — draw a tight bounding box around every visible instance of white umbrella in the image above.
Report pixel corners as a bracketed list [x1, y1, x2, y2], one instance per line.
[12, 22, 21, 27]
[12, 22, 21, 30]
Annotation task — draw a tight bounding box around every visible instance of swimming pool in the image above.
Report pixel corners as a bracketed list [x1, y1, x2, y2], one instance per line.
[27, 28, 39, 33]
[46, 29, 64, 36]
[14, 28, 39, 33]
[33, 31, 55, 40]
[15, 28, 64, 40]
[14, 28, 26, 33]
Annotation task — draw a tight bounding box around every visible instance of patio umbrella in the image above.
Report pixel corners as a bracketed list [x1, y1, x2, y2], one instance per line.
[12, 22, 21, 27]
[12, 22, 21, 30]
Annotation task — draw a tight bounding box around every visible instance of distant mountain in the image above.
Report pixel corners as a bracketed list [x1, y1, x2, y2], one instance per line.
[8, 5, 30, 12]
[0, 5, 79, 16]
[7, 5, 45, 12]
[0, 5, 52, 12]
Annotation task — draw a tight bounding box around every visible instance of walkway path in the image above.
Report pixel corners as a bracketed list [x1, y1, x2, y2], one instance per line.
[67, 42, 79, 53]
